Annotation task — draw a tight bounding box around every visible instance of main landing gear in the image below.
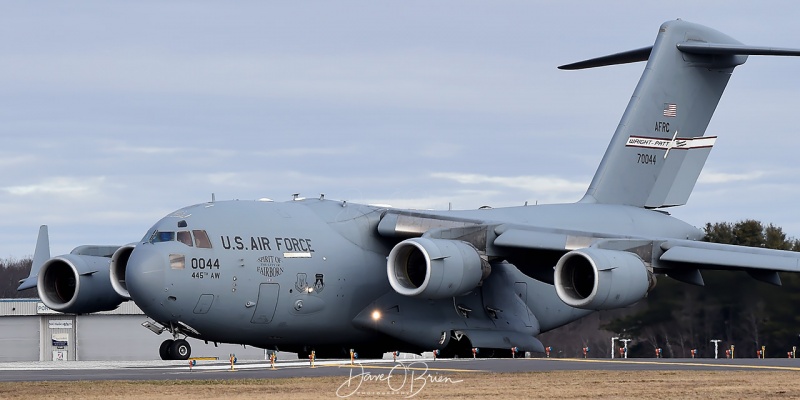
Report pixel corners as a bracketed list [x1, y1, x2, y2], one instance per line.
[159, 338, 192, 360]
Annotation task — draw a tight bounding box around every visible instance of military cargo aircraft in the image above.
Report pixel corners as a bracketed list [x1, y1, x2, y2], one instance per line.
[18, 20, 800, 360]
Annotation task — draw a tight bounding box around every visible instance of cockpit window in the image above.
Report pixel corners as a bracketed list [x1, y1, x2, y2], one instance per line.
[177, 231, 193, 247]
[150, 231, 175, 243]
[148, 229, 211, 249]
[193, 230, 212, 249]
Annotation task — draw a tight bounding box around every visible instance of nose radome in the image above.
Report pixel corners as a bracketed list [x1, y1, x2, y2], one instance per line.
[125, 245, 166, 312]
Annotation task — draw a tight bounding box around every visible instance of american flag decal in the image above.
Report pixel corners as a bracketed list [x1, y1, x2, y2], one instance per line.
[663, 103, 677, 117]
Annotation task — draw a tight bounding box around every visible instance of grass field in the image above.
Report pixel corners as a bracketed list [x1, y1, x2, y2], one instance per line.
[2, 370, 800, 399]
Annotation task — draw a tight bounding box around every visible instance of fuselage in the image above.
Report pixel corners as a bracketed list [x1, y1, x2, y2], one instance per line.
[124, 198, 703, 353]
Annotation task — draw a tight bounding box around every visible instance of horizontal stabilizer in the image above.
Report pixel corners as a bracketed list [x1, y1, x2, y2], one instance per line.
[558, 46, 651, 70]
[559, 43, 800, 72]
[676, 42, 800, 56]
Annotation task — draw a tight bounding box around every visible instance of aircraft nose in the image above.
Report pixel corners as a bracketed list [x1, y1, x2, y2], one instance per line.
[125, 245, 167, 312]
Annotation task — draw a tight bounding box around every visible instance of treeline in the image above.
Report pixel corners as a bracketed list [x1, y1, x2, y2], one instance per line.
[703, 220, 800, 251]
[0, 258, 36, 298]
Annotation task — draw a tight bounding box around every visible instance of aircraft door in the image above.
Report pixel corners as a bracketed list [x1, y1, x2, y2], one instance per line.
[193, 294, 214, 314]
[250, 283, 280, 324]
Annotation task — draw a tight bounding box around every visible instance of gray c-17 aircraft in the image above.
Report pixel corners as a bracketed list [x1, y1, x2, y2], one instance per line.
[18, 20, 800, 360]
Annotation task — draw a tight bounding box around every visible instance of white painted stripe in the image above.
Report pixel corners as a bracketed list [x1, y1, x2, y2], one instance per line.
[283, 252, 312, 258]
[626, 135, 716, 150]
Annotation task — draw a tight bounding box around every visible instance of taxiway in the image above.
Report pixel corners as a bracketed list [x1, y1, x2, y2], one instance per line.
[1, 357, 799, 382]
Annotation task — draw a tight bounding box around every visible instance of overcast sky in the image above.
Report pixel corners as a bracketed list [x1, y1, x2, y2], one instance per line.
[2, 2, 800, 259]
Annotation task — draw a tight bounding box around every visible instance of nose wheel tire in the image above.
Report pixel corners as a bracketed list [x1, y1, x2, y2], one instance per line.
[170, 339, 192, 360]
[159, 339, 192, 360]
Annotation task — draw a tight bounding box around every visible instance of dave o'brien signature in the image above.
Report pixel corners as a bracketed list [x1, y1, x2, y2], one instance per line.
[336, 361, 464, 398]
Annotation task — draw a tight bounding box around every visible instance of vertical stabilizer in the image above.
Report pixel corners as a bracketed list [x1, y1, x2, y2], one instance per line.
[568, 20, 754, 208]
[17, 225, 50, 290]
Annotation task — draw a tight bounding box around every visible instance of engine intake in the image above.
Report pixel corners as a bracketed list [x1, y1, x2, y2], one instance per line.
[110, 244, 136, 299]
[387, 238, 489, 299]
[37, 254, 124, 314]
[554, 248, 654, 310]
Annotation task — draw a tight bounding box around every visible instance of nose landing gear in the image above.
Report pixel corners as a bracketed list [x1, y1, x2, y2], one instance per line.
[159, 338, 192, 360]
[143, 320, 196, 360]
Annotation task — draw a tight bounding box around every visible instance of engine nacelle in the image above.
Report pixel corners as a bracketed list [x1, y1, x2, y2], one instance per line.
[387, 237, 489, 299]
[37, 254, 124, 314]
[554, 248, 654, 310]
[110, 244, 136, 299]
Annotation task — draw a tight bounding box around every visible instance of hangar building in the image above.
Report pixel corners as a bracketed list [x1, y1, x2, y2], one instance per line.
[0, 299, 272, 361]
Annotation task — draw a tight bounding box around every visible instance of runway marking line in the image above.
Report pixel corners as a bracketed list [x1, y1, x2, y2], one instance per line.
[534, 358, 800, 371]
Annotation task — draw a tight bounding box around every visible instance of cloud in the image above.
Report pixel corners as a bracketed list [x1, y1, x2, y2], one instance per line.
[109, 144, 237, 158]
[2, 176, 108, 197]
[698, 170, 766, 184]
[0, 154, 35, 167]
[431, 172, 587, 193]
[1, 50, 543, 116]
[359, 191, 504, 211]
[254, 146, 359, 157]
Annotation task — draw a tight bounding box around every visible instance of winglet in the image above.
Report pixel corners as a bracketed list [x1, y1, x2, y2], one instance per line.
[17, 225, 50, 291]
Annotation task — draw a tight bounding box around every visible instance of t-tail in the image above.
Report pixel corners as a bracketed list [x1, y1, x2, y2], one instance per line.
[564, 19, 800, 208]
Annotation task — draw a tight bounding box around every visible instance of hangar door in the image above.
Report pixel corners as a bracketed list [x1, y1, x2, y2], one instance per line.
[0, 317, 39, 361]
[41, 315, 76, 361]
[77, 315, 162, 361]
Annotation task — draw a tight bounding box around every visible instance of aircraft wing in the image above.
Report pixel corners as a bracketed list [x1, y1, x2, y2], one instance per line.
[492, 228, 800, 286]
[378, 210, 800, 287]
[493, 225, 614, 252]
[659, 240, 800, 272]
[494, 227, 800, 274]
[377, 209, 625, 251]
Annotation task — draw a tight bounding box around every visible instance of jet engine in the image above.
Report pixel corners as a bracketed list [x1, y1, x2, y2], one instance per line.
[109, 244, 136, 299]
[37, 254, 124, 314]
[387, 237, 490, 299]
[554, 248, 654, 310]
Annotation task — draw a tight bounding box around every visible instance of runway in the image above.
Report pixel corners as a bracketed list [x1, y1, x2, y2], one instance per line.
[1, 357, 800, 382]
